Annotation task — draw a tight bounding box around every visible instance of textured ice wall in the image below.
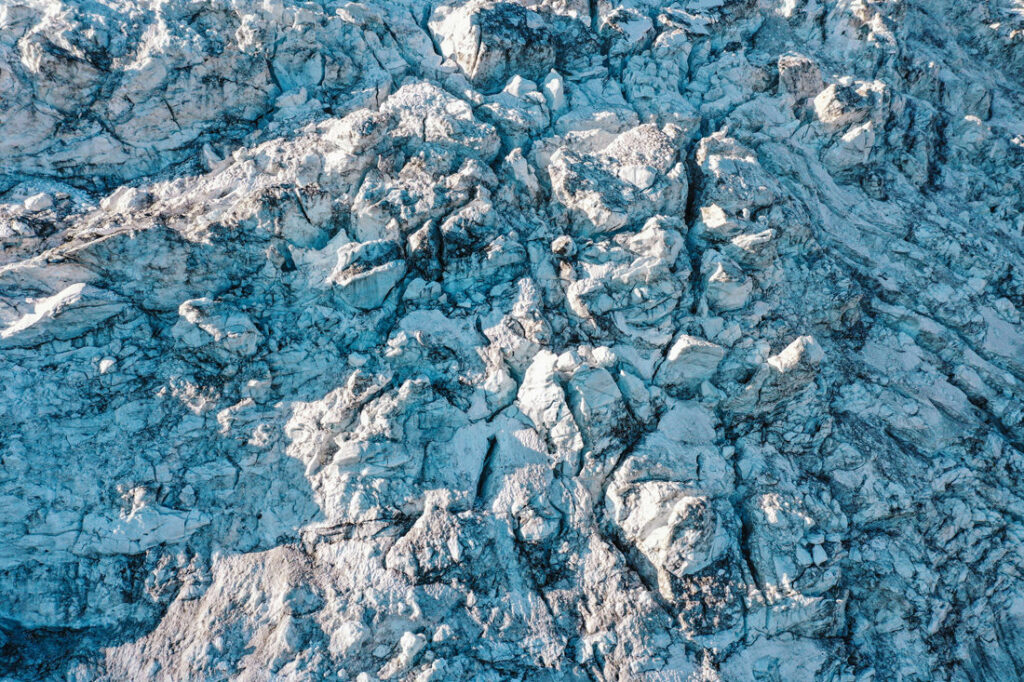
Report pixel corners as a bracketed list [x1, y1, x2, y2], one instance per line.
[2, 0, 1024, 679]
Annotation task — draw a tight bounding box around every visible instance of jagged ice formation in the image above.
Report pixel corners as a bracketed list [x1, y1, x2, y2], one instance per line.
[2, 0, 1024, 680]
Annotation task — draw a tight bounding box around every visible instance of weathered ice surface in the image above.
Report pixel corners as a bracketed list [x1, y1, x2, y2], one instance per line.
[2, 0, 1024, 679]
